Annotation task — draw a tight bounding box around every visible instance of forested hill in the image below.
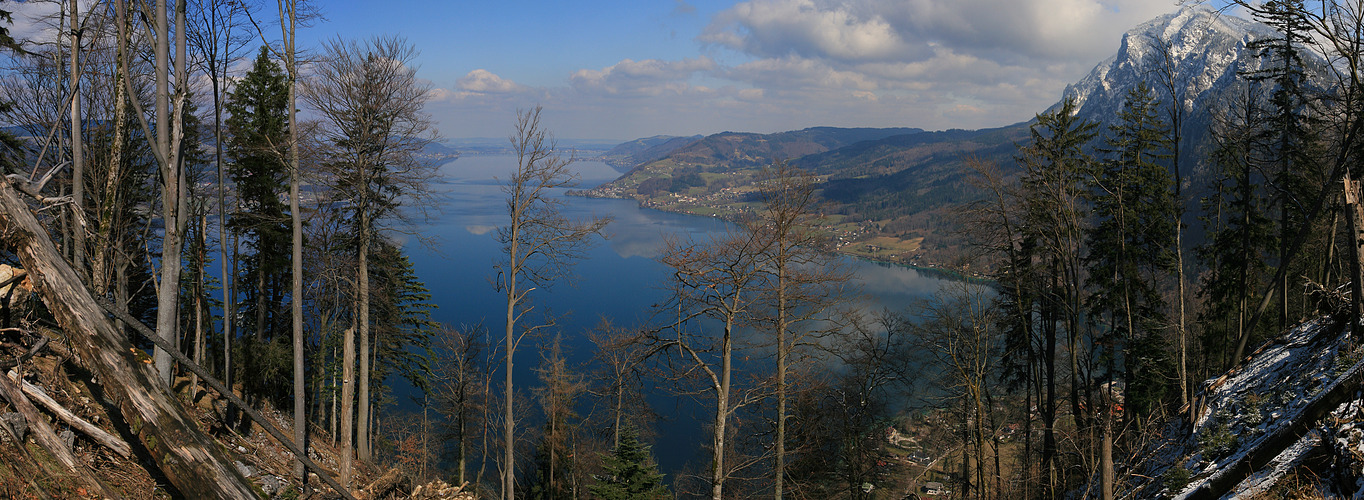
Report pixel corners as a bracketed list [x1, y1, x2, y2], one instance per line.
[652, 126, 925, 170]
[600, 134, 703, 172]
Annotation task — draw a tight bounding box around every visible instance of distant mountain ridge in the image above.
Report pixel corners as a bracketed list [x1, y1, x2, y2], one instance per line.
[660, 126, 924, 172]
[580, 6, 1306, 270]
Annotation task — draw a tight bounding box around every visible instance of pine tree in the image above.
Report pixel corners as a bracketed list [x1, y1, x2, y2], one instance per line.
[1015, 98, 1097, 492]
[224, 45, 292, 406]
[1242, 0, 1323, 343]
[370, 240, 438, 398]
[1086, 82, 1177, 421]
[589, 425, 670, 500]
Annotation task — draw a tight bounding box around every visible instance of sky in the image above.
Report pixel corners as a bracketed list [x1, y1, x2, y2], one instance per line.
[12, 0, 1192, 141]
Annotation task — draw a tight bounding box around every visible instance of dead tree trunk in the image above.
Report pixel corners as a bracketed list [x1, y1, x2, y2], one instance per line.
[6, 370, 132, 458]
[0, 178, 259, 498]
[1344, 175, 1364, 329]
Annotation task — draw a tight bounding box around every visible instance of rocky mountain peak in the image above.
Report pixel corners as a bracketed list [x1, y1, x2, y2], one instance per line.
[1058, 6, 1279, 121]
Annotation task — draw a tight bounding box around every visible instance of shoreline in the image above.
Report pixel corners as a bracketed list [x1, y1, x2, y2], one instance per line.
[569, 189, 993, 284]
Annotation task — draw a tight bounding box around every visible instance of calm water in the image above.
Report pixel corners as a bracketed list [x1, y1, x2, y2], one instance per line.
[402, 154, 957, 476]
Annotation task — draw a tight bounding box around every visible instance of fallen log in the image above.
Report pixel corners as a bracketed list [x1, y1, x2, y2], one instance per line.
[1184, 319, 1364, 499]
[99, 299, 357, 500]
[7, 370, 131, 458]
[0, 178, 258, 498]
[356, 468, 408, 500]
[0, 363, 124, 499]
[0, 331, 47, 370]
[0, 367, 79, 470]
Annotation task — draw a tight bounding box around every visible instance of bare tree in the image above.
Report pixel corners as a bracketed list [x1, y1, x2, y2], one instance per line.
[586, 319, 658, 449]
[302, 34, 437, 488]
[751, 160, 851, 499]
[659, 224, 772, 500]
[913, 280, 1005, 499]
[1150, 34, 1192, 411]
[276, 0, 307, 483]
[494, 105, 609, 500]
[144, 0, 191, 388]
[185, 0, 253, 434]
[68, 0, 85, 276]
[433, 323, 487, 486]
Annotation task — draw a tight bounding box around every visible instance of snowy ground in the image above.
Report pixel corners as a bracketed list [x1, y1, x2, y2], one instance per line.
[1121, 316, 1364, 498]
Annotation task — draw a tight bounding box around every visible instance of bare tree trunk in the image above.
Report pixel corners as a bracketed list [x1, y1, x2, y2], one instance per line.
[775, 263, 786, 500]
[711, 316, 733, 500]
[503, 266, 515, 500]
[1345, 175, 1364, 328]
[358, 205, 371, 464]
[96, 0, 130, 296]
[69, 0, 84, 279]
[278, 0, 307, 483]
[341, 319, 357, 489]
[208, 0, 236, 424]
[1101, 410, 1113, 500]
[151, 0, 173, 386]
[192, 214, 205, 396]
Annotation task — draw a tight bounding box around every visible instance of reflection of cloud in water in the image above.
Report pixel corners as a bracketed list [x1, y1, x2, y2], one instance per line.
[465, 225, 497, 235]
[608, 233, 665, 259]
[854, 262, 948, 301]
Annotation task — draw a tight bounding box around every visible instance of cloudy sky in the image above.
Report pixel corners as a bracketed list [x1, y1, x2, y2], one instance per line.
[14, 0, 1191, 141]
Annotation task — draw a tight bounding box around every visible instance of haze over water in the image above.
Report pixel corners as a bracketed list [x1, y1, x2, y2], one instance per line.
[402, 154, 961, 475]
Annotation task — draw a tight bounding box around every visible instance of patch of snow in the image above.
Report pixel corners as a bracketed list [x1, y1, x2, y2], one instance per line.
[1162, 317, 1361, 499]
[1221, 430, 1320, 499]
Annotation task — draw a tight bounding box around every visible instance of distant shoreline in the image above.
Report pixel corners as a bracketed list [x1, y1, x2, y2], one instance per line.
[568, 189, 992, 284]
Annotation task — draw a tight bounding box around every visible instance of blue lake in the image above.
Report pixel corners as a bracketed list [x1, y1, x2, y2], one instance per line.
[401, 154, 959, 476]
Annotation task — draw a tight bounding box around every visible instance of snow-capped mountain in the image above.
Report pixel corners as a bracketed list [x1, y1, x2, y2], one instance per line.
[1051, 6, 1330, 204]
[1057, 6, 1285, 124]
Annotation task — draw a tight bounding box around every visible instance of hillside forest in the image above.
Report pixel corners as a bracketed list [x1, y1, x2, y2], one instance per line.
[3, 1, 1364, 500]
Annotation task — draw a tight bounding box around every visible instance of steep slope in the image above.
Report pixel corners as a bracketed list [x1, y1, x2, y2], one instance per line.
[798, 124, 1028, 220]
[1118, 313, 1364, 498]
[1057, 6, 1327, 195]
[1060, 6, 1278, 124]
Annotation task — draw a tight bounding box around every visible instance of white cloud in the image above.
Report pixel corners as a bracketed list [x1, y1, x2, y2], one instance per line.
[570, 57, 716, 96]
[8, 0, 103, 49]
[701, 0, 920, 62]
[704, 0, 1174, 65]
[427, 0, 1192, 139]
[723, 56, 878, 90]
[456, 69, 528, 95]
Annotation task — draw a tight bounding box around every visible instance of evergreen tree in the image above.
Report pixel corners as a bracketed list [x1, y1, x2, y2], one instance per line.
[1085, 82, 1178, 421]
[1242, 0, 1323, 340]
[1015, 98, 1097, 492]
[1196, 88, 1276, 375]
[370, 239, 438, 397]
[224, 46, 292, 405]
[589, 425, 670, 500]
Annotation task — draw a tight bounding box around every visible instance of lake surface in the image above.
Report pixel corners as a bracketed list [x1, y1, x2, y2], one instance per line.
[403, 154, 959, 476]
